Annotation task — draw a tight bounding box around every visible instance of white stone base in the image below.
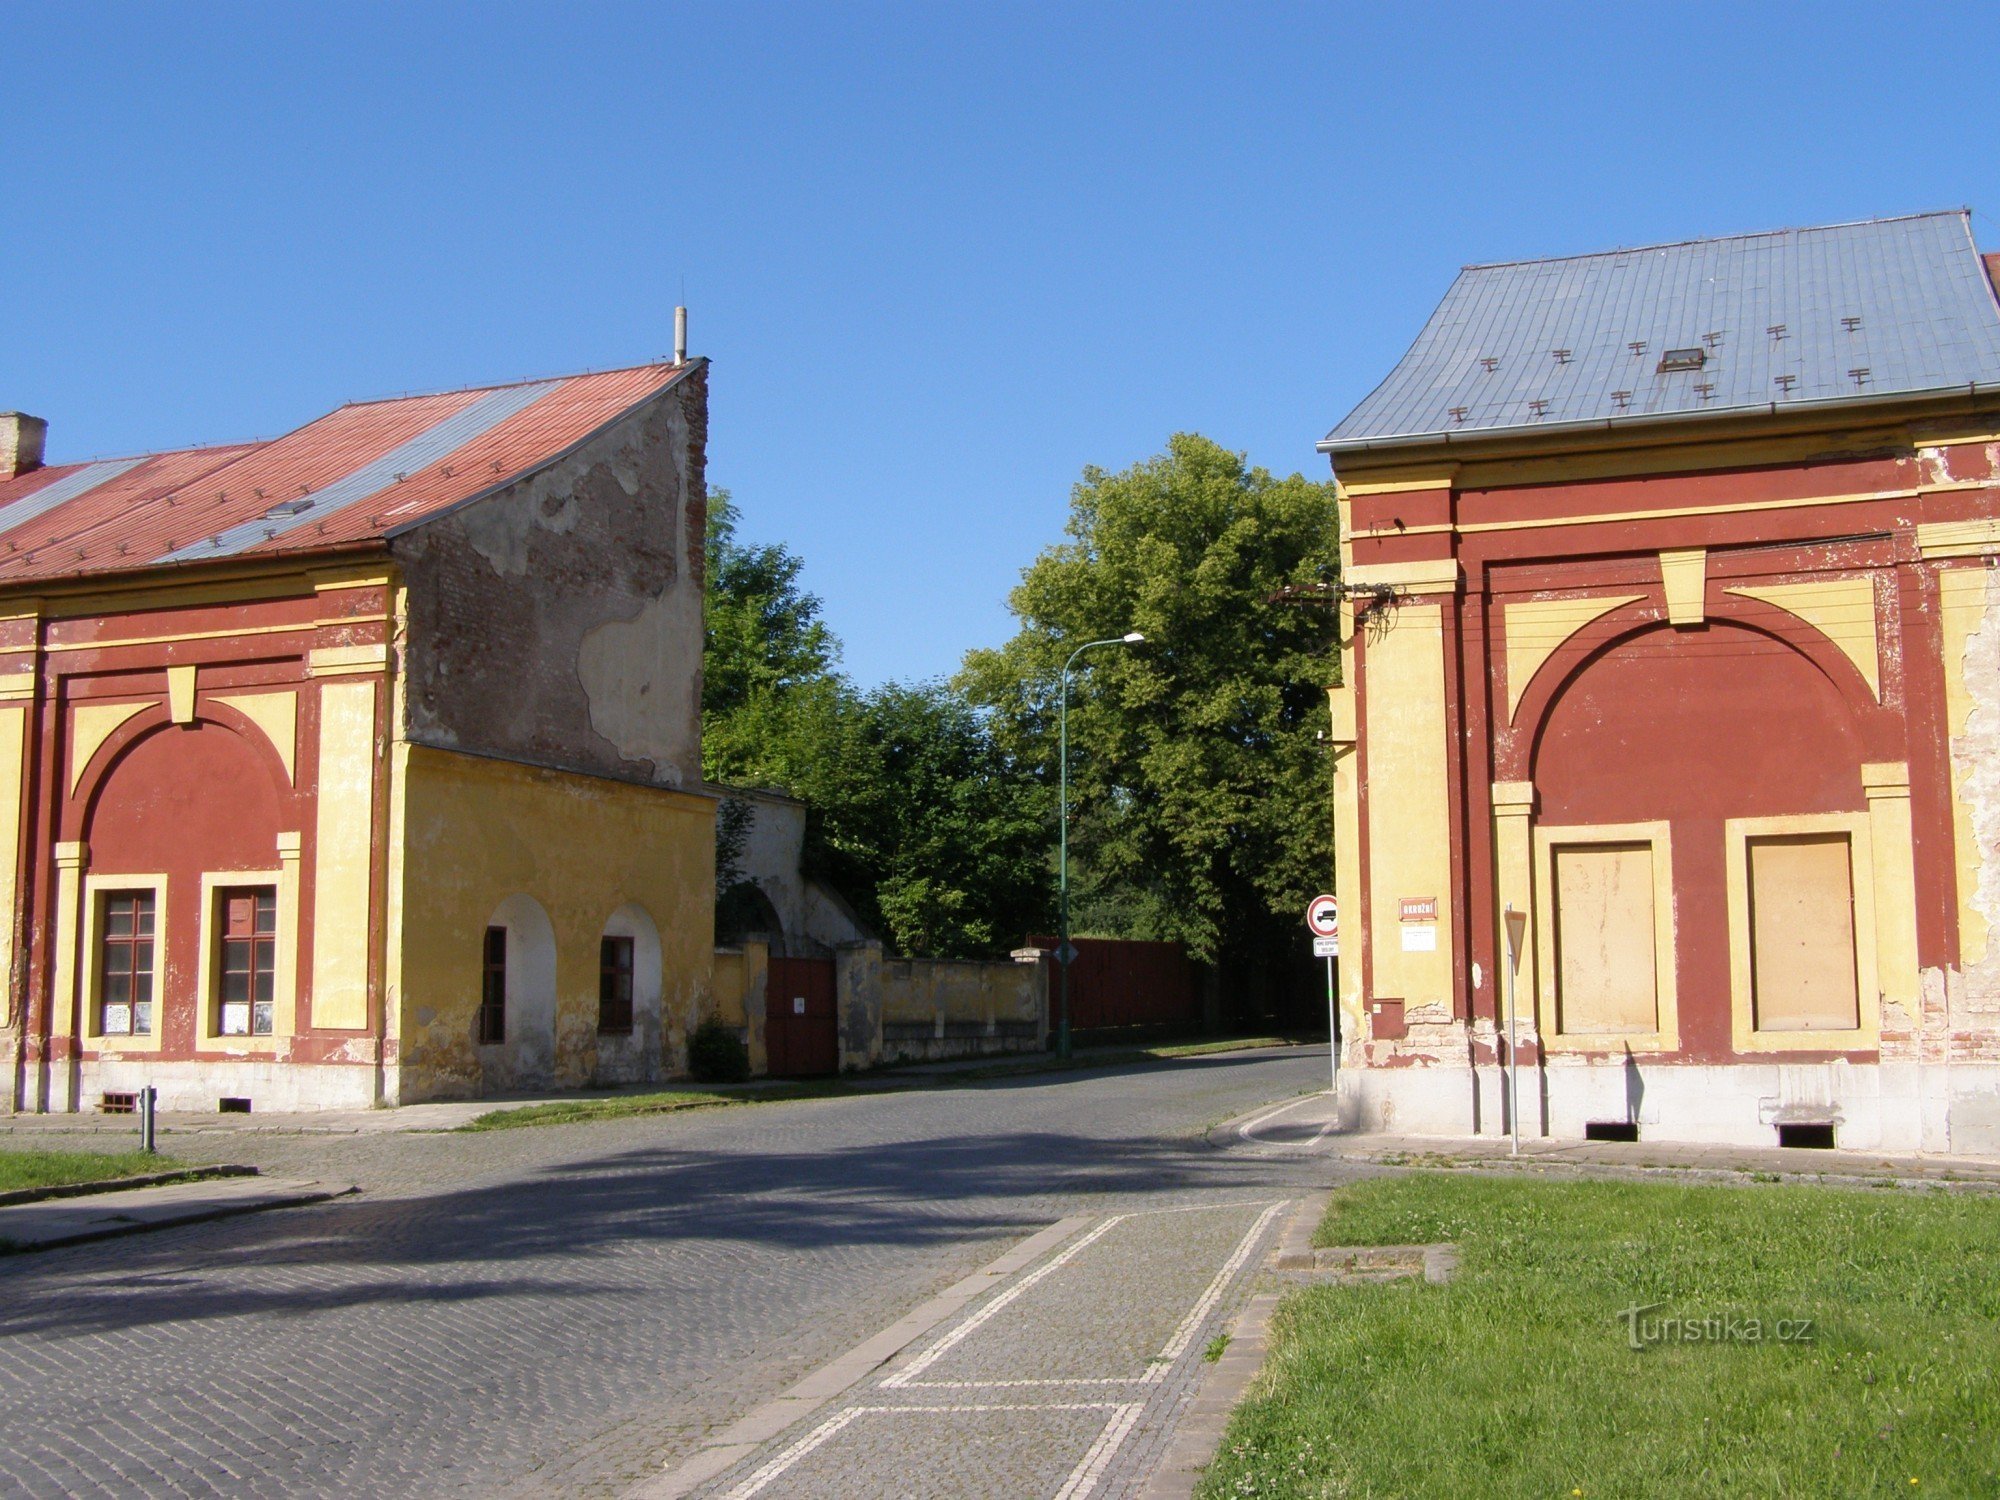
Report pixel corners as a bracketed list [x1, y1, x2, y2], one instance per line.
[1342, 1057, 2000, 1157]
[77, 1057, 384, 1114]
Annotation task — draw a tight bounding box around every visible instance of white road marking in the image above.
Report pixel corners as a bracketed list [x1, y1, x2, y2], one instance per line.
[1148, 1200, 1287, 1377]
[880, 1214, 1128, 1387]
[1236, 1092, 1335, 1145]
[1053, 1401, 1148, 1500]
[892, 1199, 1289, 1390]
[719, 1403, 1141, 1500]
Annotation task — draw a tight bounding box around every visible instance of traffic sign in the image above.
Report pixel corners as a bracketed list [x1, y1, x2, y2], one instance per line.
[1313, 935, 1340, 958]
[1306, 893, 1339, 938]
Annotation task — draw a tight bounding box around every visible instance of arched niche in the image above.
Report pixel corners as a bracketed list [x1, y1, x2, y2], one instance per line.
[481, 893, 558, 1092]
[598, 902, 665, 1083]
[1532, 618, 1867, 826]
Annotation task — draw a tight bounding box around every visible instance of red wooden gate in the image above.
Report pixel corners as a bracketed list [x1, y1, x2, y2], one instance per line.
[766, 956, 838, 1077]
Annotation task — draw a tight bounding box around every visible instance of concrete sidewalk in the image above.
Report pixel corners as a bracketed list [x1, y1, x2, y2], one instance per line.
[0, 1174, 352, 1251]
[1215, 1090, 2000, 1187]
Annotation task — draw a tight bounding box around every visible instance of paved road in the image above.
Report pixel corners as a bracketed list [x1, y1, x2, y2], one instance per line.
[0, 1049, 1332, 1498]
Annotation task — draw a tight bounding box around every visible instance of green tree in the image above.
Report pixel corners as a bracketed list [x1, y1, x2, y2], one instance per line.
[702, 489, 838, 782]
[701, 493, 1052, 958]
[959, 433, 1339, 1002]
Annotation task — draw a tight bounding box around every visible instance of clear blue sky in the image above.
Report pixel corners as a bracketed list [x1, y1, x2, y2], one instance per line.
[12, 3, 1997, 686]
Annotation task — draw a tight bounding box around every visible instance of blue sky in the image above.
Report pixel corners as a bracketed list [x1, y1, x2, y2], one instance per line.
[12, 2, 1998, 685]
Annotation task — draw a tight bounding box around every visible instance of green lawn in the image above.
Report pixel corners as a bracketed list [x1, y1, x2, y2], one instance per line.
[459, 1081, 860, 1131]
[0, 1147, 182, 1194]
[1200, 1174, 2000, 1498]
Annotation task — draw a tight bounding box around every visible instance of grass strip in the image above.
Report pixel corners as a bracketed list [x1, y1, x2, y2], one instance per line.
[0, 1148, 187, 1194]
[459, 1079, 862, 1131]
[1200, 1174, 2000, 1497]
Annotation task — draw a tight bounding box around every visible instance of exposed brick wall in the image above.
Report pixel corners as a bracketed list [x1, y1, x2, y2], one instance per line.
[394, 365, 707, 788]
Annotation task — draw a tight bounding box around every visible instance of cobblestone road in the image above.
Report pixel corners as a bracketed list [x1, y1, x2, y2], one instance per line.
[0, 1049, 1333, 1498]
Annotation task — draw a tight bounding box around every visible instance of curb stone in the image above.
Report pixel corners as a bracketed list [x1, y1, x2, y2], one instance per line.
[1136, 1193, 1331, 1500]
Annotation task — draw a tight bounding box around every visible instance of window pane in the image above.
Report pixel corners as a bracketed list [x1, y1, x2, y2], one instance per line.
[133, 940, 153, 971]
[133, 1000, 151, 1032]
[134, 969, 153, 1004]
[134, 896, 154, 936]
[103, 970, 131, 1006]
[220, 1001, 248, 1036]
[255, 892, 276, 933]
[105, 904, 133, 938]
[102, 1002, 131, 1035]
[252, 1001, 274, 1035]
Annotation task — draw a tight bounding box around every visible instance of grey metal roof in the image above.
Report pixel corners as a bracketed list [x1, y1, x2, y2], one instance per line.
[1323, 211, 2000, 452]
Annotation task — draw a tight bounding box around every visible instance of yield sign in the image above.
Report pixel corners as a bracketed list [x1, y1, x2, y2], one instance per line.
[1306, 893, 1339, 938]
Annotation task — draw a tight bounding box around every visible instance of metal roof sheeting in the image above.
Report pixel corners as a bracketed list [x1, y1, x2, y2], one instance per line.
[0, 363, 691, 584]
[1323, 211, 2000, 451]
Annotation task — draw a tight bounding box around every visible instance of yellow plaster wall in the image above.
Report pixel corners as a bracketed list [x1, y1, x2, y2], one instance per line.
[1940, 567, 1997, 974]
[213, 691, 298, 783]
[713, 949, 747, 1027]
[1726, 579, 1880, 699]
[1362, 603, 1455, 1009]
[881, 958, 1039, 1027]
[390, 744, 715, 1101]
[311, 681, 377, 1030]
[1502, 596, 1640, 720]
[69, 700, 148, 794]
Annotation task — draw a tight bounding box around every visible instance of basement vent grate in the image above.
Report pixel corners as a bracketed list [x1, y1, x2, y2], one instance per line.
[218, 1096, 252, 1114]
[1583, 1121, 1639, 1142]
[1776, 1122, 1835, 1150]
[100, 1092, 138, 1115]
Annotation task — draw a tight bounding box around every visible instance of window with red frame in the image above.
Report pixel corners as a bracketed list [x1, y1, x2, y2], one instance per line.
[97, 891, 156, 1036]
[216, 887, 277, 1036]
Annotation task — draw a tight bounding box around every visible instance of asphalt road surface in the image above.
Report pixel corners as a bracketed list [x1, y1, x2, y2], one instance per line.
[0, 1048, 1332, 1498]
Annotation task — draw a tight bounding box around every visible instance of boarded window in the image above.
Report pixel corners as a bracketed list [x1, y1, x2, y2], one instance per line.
[1551, 842, 1658, 1035]
[1748, 833, 1859, 1032]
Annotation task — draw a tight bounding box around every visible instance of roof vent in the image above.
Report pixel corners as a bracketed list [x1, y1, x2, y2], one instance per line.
[1, 413, 47, 479]
[1657, 347, 1706, 374]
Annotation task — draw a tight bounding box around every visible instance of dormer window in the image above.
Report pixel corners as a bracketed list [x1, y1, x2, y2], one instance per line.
[1657, 347, 1707, 373]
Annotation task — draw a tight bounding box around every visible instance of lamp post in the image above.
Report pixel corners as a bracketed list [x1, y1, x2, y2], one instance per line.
[1057, 631, 1145, 1059]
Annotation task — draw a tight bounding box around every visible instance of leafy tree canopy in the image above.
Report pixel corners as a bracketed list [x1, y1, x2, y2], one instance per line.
[701, 492, 1052, 958]
[958, 433, 1339, 972]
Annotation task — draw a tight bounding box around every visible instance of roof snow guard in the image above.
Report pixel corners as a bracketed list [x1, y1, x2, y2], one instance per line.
[1322, 211, 2000, 453]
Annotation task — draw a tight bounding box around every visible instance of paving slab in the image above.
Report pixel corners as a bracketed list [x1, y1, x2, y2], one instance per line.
[0, 1174, 351, 1250]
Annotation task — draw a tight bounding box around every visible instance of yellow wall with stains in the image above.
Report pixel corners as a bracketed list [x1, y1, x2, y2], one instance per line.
[388, 743, 715, 1101]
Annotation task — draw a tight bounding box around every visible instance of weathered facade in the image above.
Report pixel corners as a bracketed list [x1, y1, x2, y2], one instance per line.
[0, 359, 715, 1112]
[1324, 212, 2000, 1153]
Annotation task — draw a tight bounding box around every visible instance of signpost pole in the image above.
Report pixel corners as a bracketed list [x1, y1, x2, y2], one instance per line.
[1503, 904, 1528, 1158]
[1325, 954, 1337, 1097]
[1305, 894, 1340, 1103]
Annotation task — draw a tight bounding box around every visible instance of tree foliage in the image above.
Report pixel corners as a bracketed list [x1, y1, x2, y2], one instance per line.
[959, 433, 1339, 979]
[702, 493, 1052, 958]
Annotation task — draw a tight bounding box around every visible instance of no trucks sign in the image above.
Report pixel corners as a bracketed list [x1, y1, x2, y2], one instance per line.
[1305, 894, 1339, 939]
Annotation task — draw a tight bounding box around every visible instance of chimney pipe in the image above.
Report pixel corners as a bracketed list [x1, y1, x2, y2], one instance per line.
[0, 414, 47, 480]
[674, 306, 687, 365]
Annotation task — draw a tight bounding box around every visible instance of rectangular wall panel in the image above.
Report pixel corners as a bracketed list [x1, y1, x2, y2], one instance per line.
[1552, 842, 1658, 1035]
[1749, 834, 1860, 1031]
[311, 682, 377, 1030]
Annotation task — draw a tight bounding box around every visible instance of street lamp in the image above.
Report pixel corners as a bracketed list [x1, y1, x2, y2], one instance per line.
[1057, 630, 1145, 1059]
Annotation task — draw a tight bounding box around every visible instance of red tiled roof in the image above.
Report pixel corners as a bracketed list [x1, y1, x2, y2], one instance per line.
[0, 362, 692, 586]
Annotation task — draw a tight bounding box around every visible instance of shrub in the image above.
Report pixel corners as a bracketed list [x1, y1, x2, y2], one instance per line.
[688, 1018, 750, 1083]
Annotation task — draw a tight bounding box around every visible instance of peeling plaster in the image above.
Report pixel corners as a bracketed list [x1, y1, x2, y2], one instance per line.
[1952, 567, 2000, 1008]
